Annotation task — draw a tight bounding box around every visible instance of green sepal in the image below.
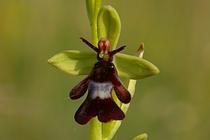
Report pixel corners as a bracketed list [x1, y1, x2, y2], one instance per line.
[115, 53, 160, 79]
[48, 50, 96, 75]
[97, 5, 121, 50]
[48, 51, 159, 79]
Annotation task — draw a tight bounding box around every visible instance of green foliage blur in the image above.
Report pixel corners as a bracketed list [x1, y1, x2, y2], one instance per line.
[1, 0, 210, 140]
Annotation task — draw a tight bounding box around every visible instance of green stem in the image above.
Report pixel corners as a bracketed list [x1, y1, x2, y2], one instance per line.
[89, 15, 103, 140]
[90, 118, 102, 140]
[86, 0, 102, 140]
[90, 20, 98, 45]
[86, 0, 102, 45]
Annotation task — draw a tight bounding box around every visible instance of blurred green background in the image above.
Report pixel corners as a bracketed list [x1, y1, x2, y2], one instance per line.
[1, 0, 210, 140]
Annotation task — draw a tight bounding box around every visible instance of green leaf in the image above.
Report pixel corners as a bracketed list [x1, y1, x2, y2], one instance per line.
[132, 133, 148, 140]
[97, 5, 121, 49]
[48, 50, 96, 76]
[115, 53, 160, 79]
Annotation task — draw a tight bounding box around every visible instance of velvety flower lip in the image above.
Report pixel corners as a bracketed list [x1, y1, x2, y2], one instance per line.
[69, 38, 131, 124]
[74, 96, 125, 124]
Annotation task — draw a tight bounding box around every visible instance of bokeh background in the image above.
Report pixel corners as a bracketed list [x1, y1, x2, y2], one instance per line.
[1, 0, 210, 140]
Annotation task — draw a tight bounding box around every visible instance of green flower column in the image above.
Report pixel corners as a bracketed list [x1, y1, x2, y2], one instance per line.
[48, 0, 159, 140]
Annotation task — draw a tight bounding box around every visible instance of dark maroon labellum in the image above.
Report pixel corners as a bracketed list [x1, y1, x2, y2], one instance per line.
[69, 37, 131, 125]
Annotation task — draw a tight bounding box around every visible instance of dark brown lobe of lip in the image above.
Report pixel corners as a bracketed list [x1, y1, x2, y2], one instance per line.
[74, 97, 125, 125]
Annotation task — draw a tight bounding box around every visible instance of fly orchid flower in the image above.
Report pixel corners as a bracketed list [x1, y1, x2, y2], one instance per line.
[70, 38, 130, 124]
[48, 1, 159, 139]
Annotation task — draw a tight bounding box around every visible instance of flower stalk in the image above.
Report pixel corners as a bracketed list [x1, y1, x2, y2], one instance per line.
[48, 0, 159, 140]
